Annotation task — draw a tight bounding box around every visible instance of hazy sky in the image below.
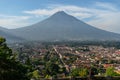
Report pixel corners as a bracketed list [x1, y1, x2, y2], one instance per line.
[0, 0, 120, 33]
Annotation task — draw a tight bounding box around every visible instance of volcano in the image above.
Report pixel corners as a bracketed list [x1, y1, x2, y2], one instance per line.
[8, 11, 120, 41]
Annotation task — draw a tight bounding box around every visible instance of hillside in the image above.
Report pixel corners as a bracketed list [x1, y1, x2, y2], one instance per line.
[0, 29, 24, 42]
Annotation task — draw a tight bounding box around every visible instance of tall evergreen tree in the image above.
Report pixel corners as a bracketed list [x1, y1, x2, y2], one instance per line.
[0, 37, 29, 80]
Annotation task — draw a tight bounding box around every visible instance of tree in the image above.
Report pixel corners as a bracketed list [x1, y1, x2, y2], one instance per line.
[91, 66, 98, 76]
[70, 68, 80, 77]
[44, 61, 60, 77]
[31, 70, 40, 80]
[0, 37, 30, 80]
[79, 68, 88, 77]
[70, 68, 88, 77]
[105, 66, 120, 77]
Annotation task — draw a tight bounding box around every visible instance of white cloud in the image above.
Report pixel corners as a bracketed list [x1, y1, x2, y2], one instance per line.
[95, 2, 117, 11]
[87, 12, 120, 33]
[23, 5, 92, 19]
[0, 15, 32, 29]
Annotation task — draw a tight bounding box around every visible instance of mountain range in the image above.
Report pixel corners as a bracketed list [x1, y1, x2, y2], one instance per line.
[0, 11, 120, 42]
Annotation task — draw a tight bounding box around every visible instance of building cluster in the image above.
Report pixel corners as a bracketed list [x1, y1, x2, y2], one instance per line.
[11, 43, 120, 75]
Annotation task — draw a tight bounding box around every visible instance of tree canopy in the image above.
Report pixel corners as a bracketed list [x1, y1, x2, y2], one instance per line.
[0, 37, 30, 80]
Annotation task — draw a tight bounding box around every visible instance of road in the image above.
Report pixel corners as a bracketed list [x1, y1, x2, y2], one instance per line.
[53, 46, 70, 73]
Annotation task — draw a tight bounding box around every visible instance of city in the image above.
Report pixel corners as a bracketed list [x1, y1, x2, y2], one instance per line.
[9, 41, 120, 80]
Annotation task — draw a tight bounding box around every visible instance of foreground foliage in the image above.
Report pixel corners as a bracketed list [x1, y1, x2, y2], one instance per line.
[70, 68, 88, 77]
[105, 67, 120, 77]
[0, 37, 30, 80]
